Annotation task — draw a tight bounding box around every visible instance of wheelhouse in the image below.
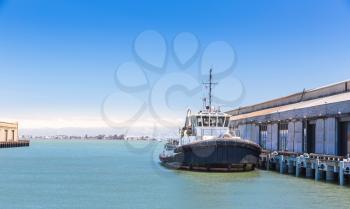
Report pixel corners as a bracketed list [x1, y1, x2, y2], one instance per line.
[194, 114, 230, 128]
[181, 110, 231, 139]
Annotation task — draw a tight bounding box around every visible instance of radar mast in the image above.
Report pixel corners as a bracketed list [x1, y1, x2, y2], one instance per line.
[203, 68, 217, 112]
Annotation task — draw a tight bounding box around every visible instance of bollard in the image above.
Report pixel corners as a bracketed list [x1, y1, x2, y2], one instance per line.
[339, 161, 345, 186]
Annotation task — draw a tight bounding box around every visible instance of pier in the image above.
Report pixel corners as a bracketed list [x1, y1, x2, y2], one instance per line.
[0, 140, 30, 148]
[258, 151, 350, 186]
[0, 121, 30, 148]
[226, 81, 350, 187]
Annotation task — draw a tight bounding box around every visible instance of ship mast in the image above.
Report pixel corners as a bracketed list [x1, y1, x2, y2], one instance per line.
[209, 68, 213, 109]
[203, 68, 217, 112]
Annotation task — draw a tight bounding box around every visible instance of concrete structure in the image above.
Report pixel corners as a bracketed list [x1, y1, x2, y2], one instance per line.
[227, 80, 350, 186]
[228, 80, 350, 156]
[0, 122, 19, 142]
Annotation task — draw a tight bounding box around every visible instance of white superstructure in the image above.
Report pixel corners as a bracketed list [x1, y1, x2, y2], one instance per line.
[178, 68, 238, 146]
[180, 108, 232, 145]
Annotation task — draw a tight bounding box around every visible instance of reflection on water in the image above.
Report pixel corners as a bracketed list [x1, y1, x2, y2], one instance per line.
[0, 140, 349, 209]
[177, 169, 261, 183]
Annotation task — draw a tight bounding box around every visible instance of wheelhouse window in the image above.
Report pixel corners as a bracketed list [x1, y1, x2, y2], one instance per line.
[224, 117, 230, 127]
[259, 125, 267, 149]
[210, 117, 217, 127]
[198, 116, 229, 127]
[191, 116, 197, 127]
[217, 117, 224, 127]
[278, 123, 289, 151]
[203, 116, 209, 127]
[197, 116, 203, 127]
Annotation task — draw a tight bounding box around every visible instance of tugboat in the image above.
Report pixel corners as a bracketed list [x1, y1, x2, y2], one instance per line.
[159, 69, 261, 172]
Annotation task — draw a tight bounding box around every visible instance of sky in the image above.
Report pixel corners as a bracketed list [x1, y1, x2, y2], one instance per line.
[0, 0, 350, 136]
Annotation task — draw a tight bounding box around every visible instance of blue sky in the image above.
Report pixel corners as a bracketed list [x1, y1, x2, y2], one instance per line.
[0, 0, 350, 134]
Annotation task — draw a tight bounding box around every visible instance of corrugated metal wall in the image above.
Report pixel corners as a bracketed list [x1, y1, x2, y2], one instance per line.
[294, 121, 303, 152]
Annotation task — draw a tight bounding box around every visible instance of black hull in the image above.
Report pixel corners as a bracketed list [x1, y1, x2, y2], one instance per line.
[160, 139, 261, 172]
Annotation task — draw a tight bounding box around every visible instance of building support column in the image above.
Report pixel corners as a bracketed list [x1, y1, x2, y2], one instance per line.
[288, 160, 294, 175]
[315, 159, 321, 181]
[306, 166, 313, 178]
[339, 161, 345, 186]
[280, 155, 284, 174]
[326, 171, 334, 182]
[296, 157, 301, 177]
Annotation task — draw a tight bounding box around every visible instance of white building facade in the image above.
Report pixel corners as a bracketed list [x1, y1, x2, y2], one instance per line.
[0, 122, 19, 142]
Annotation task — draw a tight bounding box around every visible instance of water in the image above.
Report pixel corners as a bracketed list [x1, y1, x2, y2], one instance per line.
[0, 140, 349, 209]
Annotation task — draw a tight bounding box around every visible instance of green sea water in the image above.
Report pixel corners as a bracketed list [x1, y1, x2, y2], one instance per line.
[0, 140, 349, 209]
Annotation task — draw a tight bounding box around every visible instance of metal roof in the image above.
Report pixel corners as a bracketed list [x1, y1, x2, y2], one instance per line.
[227, 80, 350, 116]
[230, 92, 350, 121]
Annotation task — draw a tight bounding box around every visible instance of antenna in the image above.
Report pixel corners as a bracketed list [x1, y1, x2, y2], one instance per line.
[203, 68, 217, 112]
[202, 97, 207, 110]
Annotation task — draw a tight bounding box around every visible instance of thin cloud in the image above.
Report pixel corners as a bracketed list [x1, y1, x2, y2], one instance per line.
[3, 116, 182, 130]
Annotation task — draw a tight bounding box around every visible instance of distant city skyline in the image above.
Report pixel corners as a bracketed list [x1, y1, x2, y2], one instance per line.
[1, 0, 350, 135]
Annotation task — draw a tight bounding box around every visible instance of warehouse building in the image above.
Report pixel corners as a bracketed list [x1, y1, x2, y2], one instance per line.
[227, 80, 350, 156]
[0, 122, 19, 142]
